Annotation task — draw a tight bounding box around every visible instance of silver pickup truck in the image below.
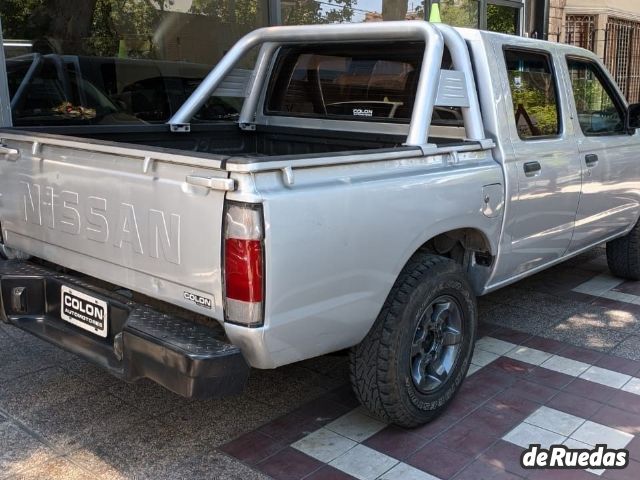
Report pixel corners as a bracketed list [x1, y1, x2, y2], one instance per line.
[1, 22, 640, 427]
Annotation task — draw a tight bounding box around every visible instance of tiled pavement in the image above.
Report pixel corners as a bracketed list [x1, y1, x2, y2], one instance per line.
[1, 246, 640, 479]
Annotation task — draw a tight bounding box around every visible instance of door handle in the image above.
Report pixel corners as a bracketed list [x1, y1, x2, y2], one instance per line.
[523, 161, 541, 176]
[585, 154, 599, 168]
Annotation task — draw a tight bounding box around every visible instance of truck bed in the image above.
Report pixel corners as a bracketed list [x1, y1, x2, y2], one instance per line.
[15, 122, 473, 160]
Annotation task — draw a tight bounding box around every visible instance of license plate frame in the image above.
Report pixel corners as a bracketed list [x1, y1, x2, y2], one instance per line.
[60, 286, 108, 338]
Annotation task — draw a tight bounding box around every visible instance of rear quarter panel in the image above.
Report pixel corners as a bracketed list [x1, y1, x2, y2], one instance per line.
[228, 151, 504, 367]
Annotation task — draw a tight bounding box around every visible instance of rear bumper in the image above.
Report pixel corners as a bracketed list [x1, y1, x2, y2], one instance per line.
[0, 261, 249, 398]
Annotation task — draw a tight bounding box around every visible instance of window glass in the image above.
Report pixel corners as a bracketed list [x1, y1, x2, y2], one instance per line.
[266, 42, 462, 126]
[281, 1, 425, 25]
[567, 59, 625, 136]
[440, 0, 479, 28]
[1, 0, 265, 127]
[487, 4, 520, 35]
[505, 49, 560, 139]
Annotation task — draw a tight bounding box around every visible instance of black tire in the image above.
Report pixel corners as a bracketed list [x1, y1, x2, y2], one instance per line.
[607, 222, 640, 280]
[350, 253, 476, 428]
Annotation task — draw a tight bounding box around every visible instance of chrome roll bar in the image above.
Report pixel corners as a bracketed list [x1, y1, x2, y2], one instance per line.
[168, 21, 486, 147]
[434, 24, 484, 141]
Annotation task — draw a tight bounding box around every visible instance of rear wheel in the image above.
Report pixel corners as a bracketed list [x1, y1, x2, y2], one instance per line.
[607, 222, 640, 280]
[350, 253, 476, 428]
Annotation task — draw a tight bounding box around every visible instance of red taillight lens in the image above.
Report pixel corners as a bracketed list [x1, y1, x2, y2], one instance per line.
[224, 238, 263, 303]
[223, 202, 265, 327]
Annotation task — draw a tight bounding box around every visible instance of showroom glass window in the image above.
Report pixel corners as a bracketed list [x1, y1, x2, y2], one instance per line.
[440, 0, 480, 28]
[1, 0, 266, 126]
[488, 1, 521, 35]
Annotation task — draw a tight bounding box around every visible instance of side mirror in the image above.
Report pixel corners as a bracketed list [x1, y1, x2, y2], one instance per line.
[628, 103, 640, 130]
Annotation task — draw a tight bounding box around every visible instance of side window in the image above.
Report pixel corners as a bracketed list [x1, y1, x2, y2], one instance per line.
[504, 49, 560, 140]
[567, 59, 625, 136]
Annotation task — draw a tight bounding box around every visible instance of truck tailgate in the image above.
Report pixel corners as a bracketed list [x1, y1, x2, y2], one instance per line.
[0, 131, 231, 320]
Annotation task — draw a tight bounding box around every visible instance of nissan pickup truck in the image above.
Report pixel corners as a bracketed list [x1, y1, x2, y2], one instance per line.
[1, 22, 640, 428]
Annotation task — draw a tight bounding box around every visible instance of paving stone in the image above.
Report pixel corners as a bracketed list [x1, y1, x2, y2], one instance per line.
[60, 358, 123, 390]
[504, 345, 553, 365]
[0, 354, 58, 383]
[558, 345, 605, 364]
[562, 378, 619, 403]
[220, 430, 287, 466]
[471, 349, 500, 367]
[540, 321, 629, 353]
[558, 305, 640, 336]
[621, 377, 640, 395]
[455, 458, 523, 480]
[71, 418, 212, 479]
[475, 337, 518, 356]
[292, 428, 356, 463]
[481, 304, 560, 335]
[0, 367, 100, 418]
[503, 422, 565, 449]
[527, 365, 575, 389]
[162, 395, 281, 447]
[611, 335, 640, 361]
[0, 327, 17, 348]
[479, 440, 529, 477]
[595, 355, 640, 376]
[23, 390, 150, 451]
[257, 447, 324, 480]
[546, 392, 604, 419]
[579, 365, 632, 389]
[590, 405, 640, 435]
[539, 354, 590, 377]
[324, 407, 386, 443]
[488, 326, 532, 345]
[378, 462, 440, 480]
[571, 420, 633, 449]
[435, 421, 498, 457]
[107, 378, 194, 417]
[485, 287, 586, 318]
[12, 456, 94, 480]
[245, 365, 331, 410]
[506, 379, 557, 404]
[363, 426, 429, 461]
[602, 459, 640, 480]
[148, 450, 271, 480]
[329, 444, 398, 480]
[407, 442, 472, 479]
[305, 465, 358, 480]
[523, 336, 569, 354]
[0, 322, 33, 343]
[524, 406, 585, 436]
[0, 422, 56, 477]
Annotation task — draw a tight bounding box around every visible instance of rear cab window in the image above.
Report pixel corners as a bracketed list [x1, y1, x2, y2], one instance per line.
[265, 42, 463, 129]
[504, 48, 561, 140]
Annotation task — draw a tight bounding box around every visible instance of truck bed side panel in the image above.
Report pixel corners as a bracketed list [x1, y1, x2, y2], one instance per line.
[227, 151, 504, 368]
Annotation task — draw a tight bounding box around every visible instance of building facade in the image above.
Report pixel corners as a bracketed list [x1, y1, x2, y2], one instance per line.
[548, 0, 640, 102]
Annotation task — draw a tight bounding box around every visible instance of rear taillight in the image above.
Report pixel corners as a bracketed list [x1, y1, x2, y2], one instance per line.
[223, 202, 264, 327]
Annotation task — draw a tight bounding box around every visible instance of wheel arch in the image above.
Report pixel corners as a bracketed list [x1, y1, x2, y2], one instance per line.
[395, 226, 496, 297]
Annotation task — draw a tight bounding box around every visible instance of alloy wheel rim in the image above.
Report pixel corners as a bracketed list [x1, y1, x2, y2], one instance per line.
[410, 295, 463, 394]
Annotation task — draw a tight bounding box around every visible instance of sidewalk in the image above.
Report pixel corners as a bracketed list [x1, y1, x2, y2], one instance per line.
[1, 246, 639, 479]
